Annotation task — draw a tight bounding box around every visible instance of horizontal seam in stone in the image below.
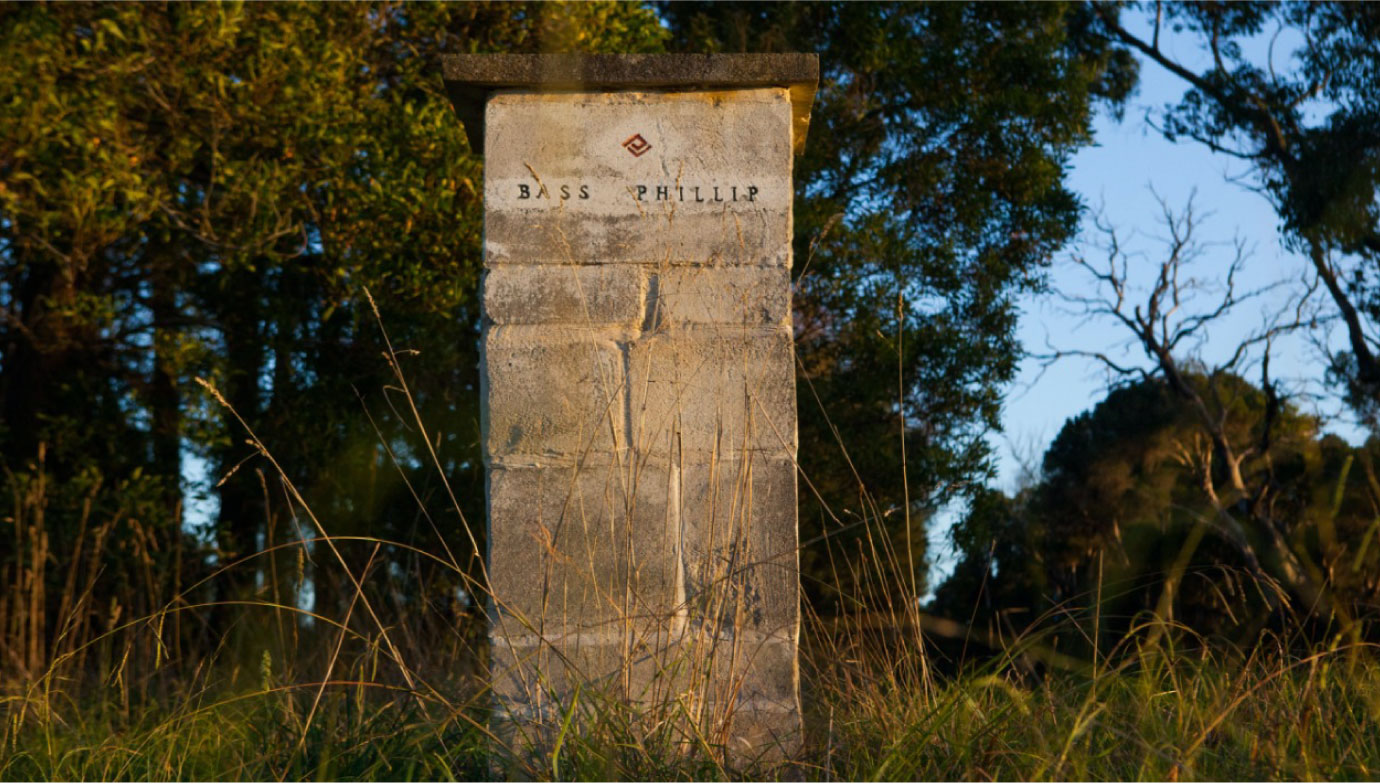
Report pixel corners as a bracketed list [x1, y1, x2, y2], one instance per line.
[490, 631, 626, 648]
[483, 324, 637, 341]
[482, 256, 792, 268]
[484, 448, 797, 464]
[489, 629, 799, 648]
[487, 698, 801, 722]
[732, 697, 801, 713]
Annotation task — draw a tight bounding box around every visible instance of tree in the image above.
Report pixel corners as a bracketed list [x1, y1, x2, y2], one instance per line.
[0, 1, 668, 677]
[663, 1, 1138, 612]
[935, 369, 1380, 652]
[941, 197, 1380, 640]
[1, 2, 1143, 683]
[1090, 2, 1380, 425]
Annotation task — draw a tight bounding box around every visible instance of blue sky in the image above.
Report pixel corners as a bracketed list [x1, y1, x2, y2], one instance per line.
[925, 16, 1365, 589]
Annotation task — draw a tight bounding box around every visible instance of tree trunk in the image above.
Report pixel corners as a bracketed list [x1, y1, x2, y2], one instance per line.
[149, 251, 184, 542]
[214, 269, 265, 613]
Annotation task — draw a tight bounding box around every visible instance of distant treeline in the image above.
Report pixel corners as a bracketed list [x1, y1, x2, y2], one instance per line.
[2, 2, 1378, 685]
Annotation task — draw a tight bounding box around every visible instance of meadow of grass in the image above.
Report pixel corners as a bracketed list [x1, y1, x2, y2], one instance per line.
[5, 614, 1380, 780]
[5, 294, 1380, 781]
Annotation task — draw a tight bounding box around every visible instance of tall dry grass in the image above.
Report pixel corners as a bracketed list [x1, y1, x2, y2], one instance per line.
[4, 290, 1380, 780]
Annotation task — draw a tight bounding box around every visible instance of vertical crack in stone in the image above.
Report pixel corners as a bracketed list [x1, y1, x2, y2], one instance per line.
[669, 449, 687, 639]
[641, 270, 661, 333]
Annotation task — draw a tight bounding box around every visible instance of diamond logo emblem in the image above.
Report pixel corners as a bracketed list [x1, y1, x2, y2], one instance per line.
[622, 133, 652, 157]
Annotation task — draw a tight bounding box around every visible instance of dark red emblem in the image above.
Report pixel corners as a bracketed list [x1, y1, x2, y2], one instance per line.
[622, 133, 652, 157]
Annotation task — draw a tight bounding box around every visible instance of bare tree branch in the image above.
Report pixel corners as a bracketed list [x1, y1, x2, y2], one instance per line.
[1044, 193, 1330, 615]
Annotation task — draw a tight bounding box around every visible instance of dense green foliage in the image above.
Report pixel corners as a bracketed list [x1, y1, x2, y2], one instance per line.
[0, 0, 1138, 680]
[1091, 2, 1380, 424]
[6, 624, 1380, 780]
[0, 1, 667, 679]
[663, 2, 1135, 609]
[935, 374, 1380, 650]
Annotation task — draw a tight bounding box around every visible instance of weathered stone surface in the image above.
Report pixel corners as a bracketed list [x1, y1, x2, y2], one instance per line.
[490, 640, 625, 723]
[483, 89, 792, 180]
[679, 458, 799, 640]
[490, 636, 688, 720]
[481, 327, 626, 460]
[650, 267, 792, 327]
[680, 637, 799, 716]
[483, 90, 792, 266]
[487, 462, 678, 632]
[710, 639, 802, 762]
[483, 207, 790, 267]
[483, 266, 644, 325]
[459, 55, 811, 766]
[628, 328, 797, 458]
[491, 634, 800, 755]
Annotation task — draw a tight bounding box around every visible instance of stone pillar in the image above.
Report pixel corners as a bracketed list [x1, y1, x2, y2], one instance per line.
[443, 54, 817, 762]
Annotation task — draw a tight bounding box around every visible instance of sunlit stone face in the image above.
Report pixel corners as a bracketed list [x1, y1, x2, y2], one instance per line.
[470, 70, 804, 761]
[482, 89, 793, 267]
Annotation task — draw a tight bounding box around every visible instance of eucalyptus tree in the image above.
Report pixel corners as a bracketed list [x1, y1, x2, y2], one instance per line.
[1, 2, 1145, 667]
[663, 1, 1138, 610]
[1091, 2, 1380, 425]
[0, 1, 667, 668]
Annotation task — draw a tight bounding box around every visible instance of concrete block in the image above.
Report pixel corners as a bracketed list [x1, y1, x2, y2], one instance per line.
[483, 207, 791, 268]
[650, 267, 792, 327]
[490, 634, 693, 712]
[678, 458, 799, 639]
[697, 637, 799, 713]
[483, 90, 793, 266]
[492, 633, 799, 757]
[628, 329, 797, 458]
[489, 638, 653, 763]
[481, 327, 626, 460]
[487, 462, 679, 633]
[483, 266, 644, 325]
[651, 635, 802, 762]
[490, 638, 629, 720]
